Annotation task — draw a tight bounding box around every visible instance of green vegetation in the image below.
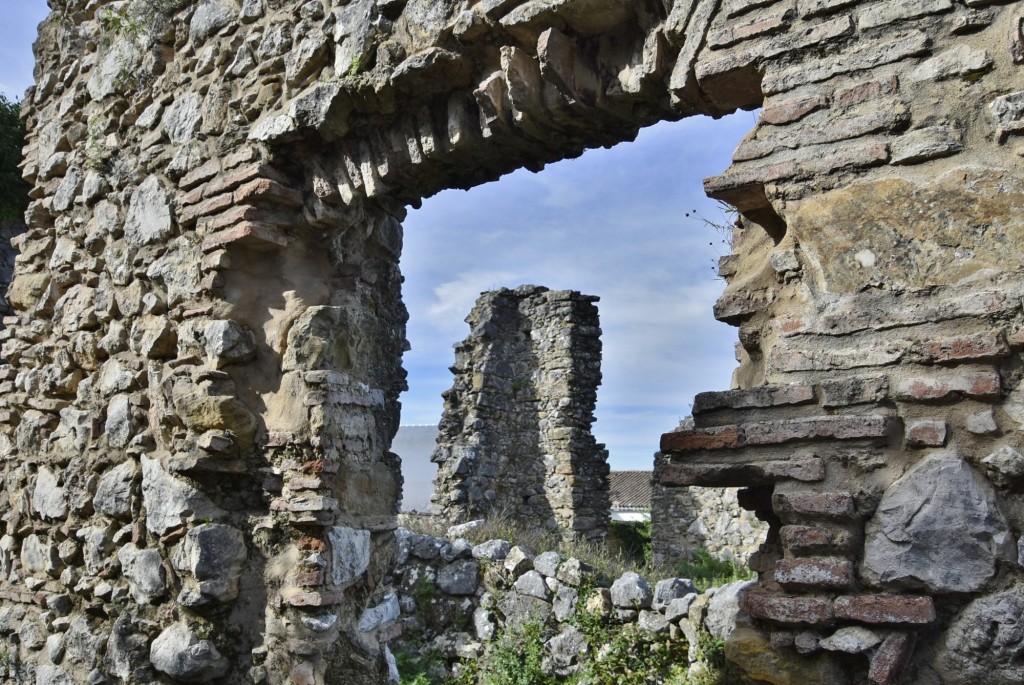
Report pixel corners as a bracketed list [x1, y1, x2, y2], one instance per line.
[675, 549, 755, 593]
[396, 514, 755, 684]
[0, 95, 28, 223]
[608, 519, 653, 567]
[402, 512, 673, 582]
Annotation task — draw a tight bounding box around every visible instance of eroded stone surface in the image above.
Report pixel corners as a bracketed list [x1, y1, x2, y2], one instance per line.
[862, 451, 1012, 593]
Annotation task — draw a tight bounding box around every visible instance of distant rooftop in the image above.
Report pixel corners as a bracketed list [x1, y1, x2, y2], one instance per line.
[609, 471, 652, 512]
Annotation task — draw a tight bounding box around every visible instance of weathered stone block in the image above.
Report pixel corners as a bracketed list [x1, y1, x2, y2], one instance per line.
[774, 557, 854, 588]
[862, 451, 1011, 593]
[833, 594, 935, 624]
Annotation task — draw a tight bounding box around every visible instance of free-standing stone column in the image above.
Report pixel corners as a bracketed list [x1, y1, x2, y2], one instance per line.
[432, 286, 610, 542]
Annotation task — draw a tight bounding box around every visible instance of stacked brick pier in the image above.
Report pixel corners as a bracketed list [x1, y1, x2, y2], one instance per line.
[657, 274, 1024, 682]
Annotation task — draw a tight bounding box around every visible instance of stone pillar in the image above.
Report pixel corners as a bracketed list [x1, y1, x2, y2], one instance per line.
[432, 286, 610, 541]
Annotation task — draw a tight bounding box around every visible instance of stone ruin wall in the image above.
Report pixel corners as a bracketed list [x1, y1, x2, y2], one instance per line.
[4, 0, 1024, 683]
[651, 481, 768, 566]
[431, 286, 609, 542]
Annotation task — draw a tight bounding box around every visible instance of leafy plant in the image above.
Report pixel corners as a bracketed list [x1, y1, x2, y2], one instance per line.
[608, 520, 653, 567]
[85, 115, 112, 171]
[475, 621, 556, 685]
[0, 95, 28, 223]
[675, 549, 754, 593]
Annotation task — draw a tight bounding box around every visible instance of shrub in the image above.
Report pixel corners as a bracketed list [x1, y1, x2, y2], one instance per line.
[0, 95, 28, 223]
[674, 549, 755, 593]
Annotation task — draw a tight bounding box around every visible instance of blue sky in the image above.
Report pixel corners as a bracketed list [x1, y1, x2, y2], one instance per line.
[3, 2, 751, 471]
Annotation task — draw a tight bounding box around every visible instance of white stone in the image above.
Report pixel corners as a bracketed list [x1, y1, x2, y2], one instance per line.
[32, 466, 68, 521]
[93, 460, 138, 519]
[118, 543, 166, 604]
[358, 593, 400, 632]
[141, 455, 220, 535]
[328, 526, 370, 587]
[150, 623, 229, 681]
[124, 176, 173, 246]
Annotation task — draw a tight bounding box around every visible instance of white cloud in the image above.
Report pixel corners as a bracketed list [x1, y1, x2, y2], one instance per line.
[424, 270, 520, 330]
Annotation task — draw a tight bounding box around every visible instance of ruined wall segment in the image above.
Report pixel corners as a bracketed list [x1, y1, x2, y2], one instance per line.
[7, 0, 1024, 682]
[651, 478, 767, 566]
[7, 1, 409, 683]
[431, 286, 610, 542]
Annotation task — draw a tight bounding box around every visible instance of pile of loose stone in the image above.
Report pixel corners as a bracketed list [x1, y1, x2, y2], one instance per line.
[389, 520, 754, 681]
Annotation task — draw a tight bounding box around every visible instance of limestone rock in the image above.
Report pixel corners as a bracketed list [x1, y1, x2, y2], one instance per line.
[981, 445, 1024, 488]
[328, 525, 370, 587]
[118, 543, 167, 604]
[124, 176, 173, 246]
[105, 613, 153, 681]
[533, 551, 563, 577]
[498, 591, 552, 630]
[150, 623, 229, 681]
[203, 320, 255, 367]
[514, 570, 550, 600]
[437, 559, 480, 596]
[638, 609, 669, 634]
[164, 92, 204, 146]
[862, 451, 1012, 593]
[553, 584, 578, 622]
[819, 626, 881, 653]
[705, 580, 754, 640]
[653, 577, 698, 610]
[471, 539, 511, 561]
[358, 593, 400, 632]
[32, 466, 68, 521]
[93, 461, 136, 520]
[141, 455, 220, 535]
[502, 544, 534, 575]
[173, 523, 247, 604]
[665, 593, 698, 622]
[610, 571, 652, 609]
[555, 557, 593, 586]
[105, 394, 135, 448]
[21, 534, 61, 577]
[190, 0, 238, 42]
[936, 584, 1024, 684]
[543, 625, 587, 676]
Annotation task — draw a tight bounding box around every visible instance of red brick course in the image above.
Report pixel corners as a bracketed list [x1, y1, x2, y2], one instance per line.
[833, 595, 935, 624]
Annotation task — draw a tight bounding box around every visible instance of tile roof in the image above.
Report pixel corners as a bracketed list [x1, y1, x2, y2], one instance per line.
[609, 470, 653, 511]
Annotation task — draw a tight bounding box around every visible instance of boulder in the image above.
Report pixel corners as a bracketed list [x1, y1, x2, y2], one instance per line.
[862, 451, 1012, 593]
[514, 570, 550, 600]
[705, 580, 755, 640]
[543, 625, 587, 676]
[173, 523, 247, 604]
[936, 584, 1024, 684]
[150, 623, 229, 681]
[118, 544, 167, 604]
[533, 551, 563, 577]
[472, 539, 511, 561]
[653, 577, 698, 610]
[610, 571, 652, 609]
[437, 559, 480, 596]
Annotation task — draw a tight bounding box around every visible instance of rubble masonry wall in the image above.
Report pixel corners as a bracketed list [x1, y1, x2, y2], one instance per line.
[431, 286, 609, 542]
[5, 0, 1024, 682]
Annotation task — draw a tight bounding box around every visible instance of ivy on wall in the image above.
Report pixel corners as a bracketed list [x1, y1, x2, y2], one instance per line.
[0, 95, 28, 223]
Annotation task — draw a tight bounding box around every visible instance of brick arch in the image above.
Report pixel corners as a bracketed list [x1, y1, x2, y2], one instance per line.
[6, 0, 1024, 683]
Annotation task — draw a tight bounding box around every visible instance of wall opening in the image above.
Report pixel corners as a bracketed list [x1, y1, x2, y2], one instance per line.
[394, 110, 761, 548]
